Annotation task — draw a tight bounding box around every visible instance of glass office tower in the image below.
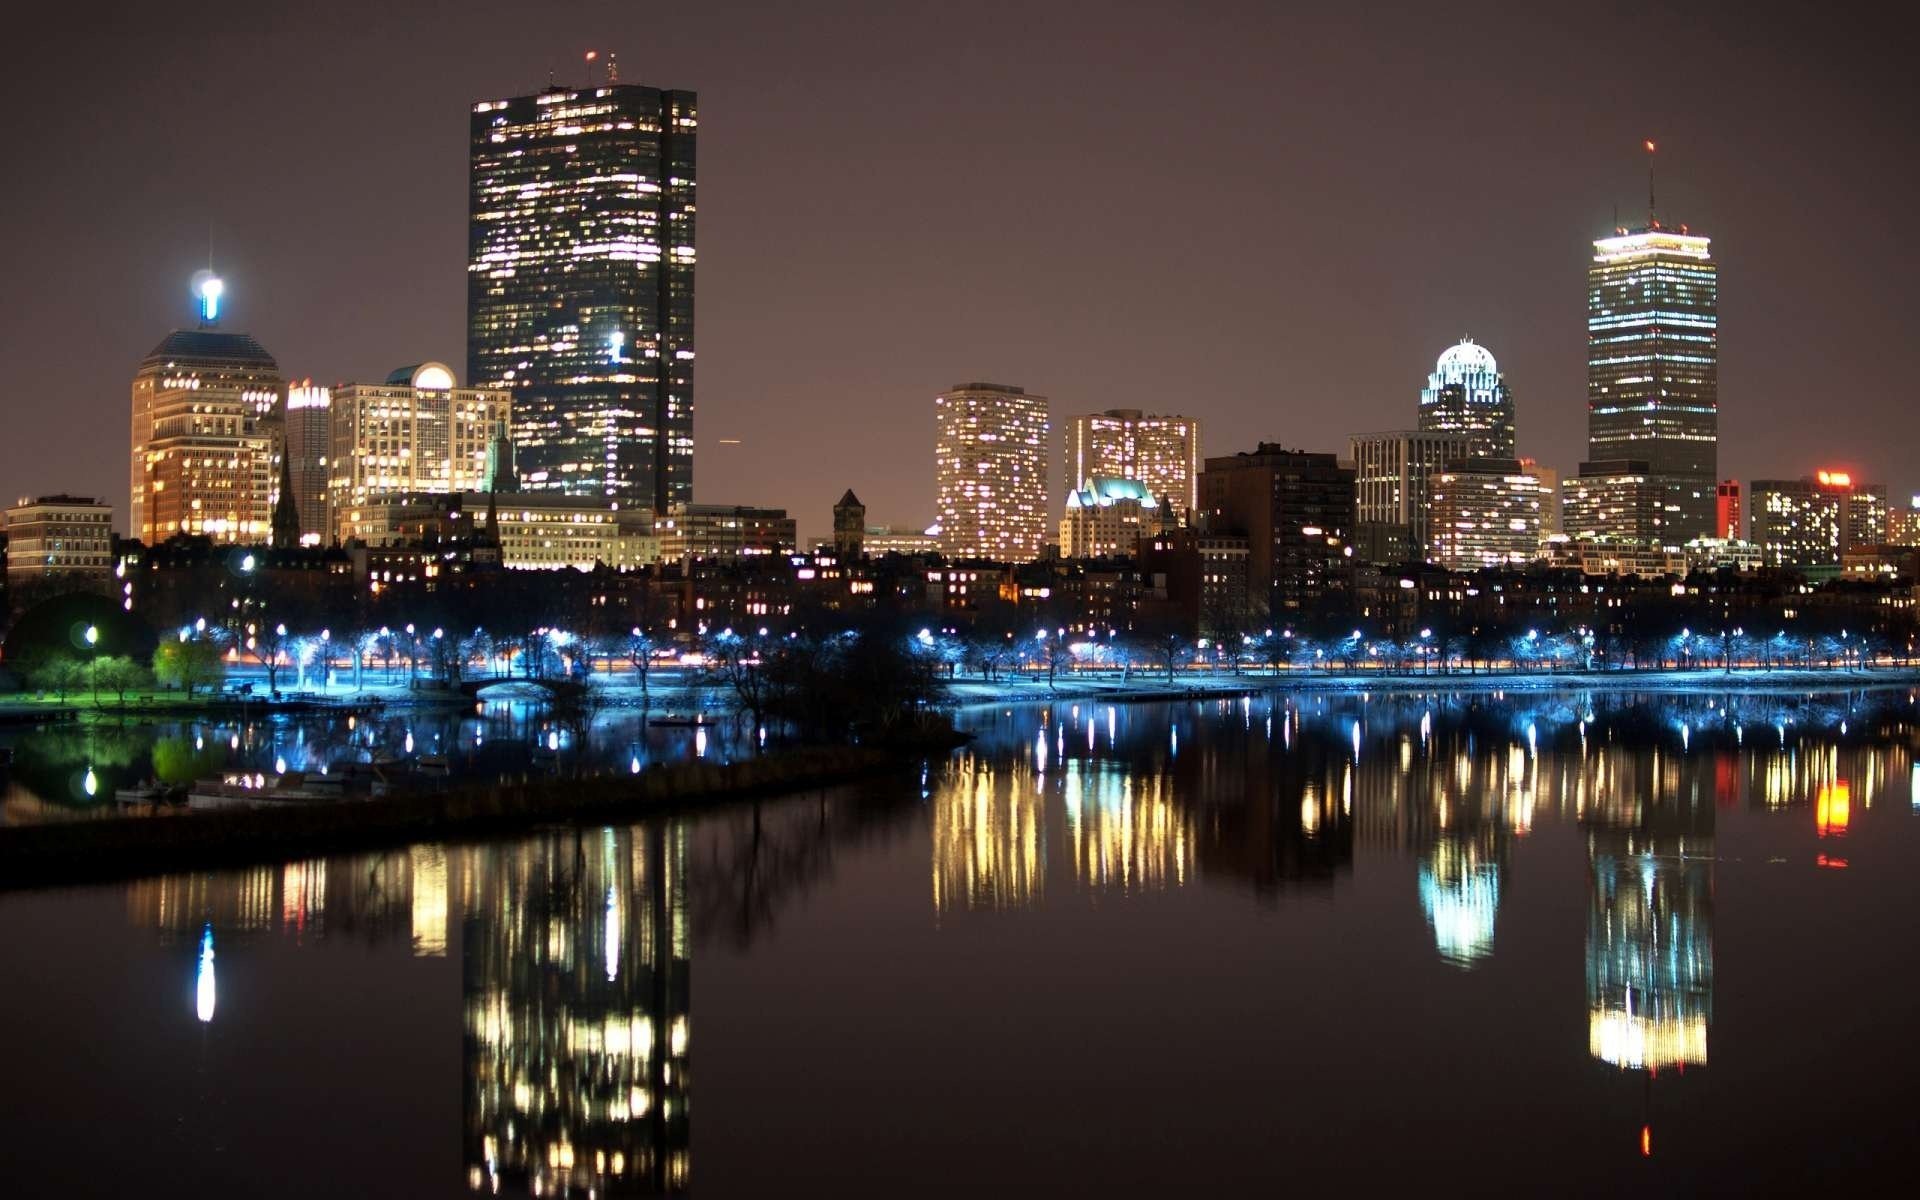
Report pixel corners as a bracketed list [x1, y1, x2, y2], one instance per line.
[468, 84, 697, 511]
[1587, 226, 1717, 541]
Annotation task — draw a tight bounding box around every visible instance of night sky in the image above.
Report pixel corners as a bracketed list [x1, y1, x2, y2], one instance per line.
[3, 0, 1915, 538]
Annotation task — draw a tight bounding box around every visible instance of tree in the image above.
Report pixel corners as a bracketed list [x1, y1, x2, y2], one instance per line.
[30, 658, 86, 702]
[154, 637, 225, 697]
[91, 656, 151, 707]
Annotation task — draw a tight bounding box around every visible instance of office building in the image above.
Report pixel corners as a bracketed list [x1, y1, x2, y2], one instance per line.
[328, 363, 510, 544]
[4, 495, 114, 592]
[283, 381, 332, 543]
[1715, 479, 1742, 540]
[1561, 460, 1676, 548]
[1418, 338, 1515, 460]
[1750, 471, 1888, 569]
[1588, 224, 1718, 540]
[1887, 496, 1920, 547]
[1427, 458, 1548, 571]
[350, 490, 659, 572]
[1059, 477, 1166, 559]
[655, 503, 797, 564]
[1062, 409, 1201, 520]
[1198, 445, 1355, 618]
[807, 525, 939, 557]
[1349, 429, 1472, 561]
[468, 81, 697, 509]
[129, 290, 285, 545]
[934, 382, 1049, 561]
[1524, 460, 1561, 538]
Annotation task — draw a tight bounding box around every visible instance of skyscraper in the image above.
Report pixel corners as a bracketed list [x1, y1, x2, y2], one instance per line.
[467, 81, 696, 510]
[327, 363, 511, 544]
[1587, 224, 1718, 540]
[1418, 338, 1515, 460]
[1750, 471, 1887, 568]
[283, 381, 332, 543]
[1426, 458, 1548, 571]
[1062, 409, 1202, 519]
[129, 275, 285, 545]
[1348, 429, 1472, 560]
[934, 382, 1049, 560]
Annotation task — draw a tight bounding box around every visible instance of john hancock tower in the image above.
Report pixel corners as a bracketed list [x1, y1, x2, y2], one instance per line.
[467, 77, 696, 510]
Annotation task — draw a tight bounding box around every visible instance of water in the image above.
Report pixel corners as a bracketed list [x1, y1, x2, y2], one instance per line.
[2, 688, 1916, 1196]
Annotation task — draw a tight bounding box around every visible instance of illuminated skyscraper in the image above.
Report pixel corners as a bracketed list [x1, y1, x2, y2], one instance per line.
[283, 381, 332, 543]
[129, 278, 285, 545]
[1587, 224, 1718, 540]
[1418, 338, 1515, 460]
[1062, 409, 1202, 520]
[1426, 458, 1547, 570]
[934, 382, 1049, 560]
[1750, 471, 1887, 568]
[467, 82, 696, 510]
[1348, 429, 1472, 560]
[327, 363, 511, 544]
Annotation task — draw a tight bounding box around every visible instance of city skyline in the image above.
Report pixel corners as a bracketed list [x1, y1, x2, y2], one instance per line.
[3, 3, 1916, 542]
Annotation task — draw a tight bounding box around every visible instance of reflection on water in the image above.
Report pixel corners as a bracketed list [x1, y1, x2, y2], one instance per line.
[35, 686, 1920, 1190]
[462, 826, 690, 1196]
[0, 700, 768, 824]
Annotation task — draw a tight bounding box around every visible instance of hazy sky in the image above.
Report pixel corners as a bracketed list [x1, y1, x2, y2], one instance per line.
[2, 0, 1914, 538]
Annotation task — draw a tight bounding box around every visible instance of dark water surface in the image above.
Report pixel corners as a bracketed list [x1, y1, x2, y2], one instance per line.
[2, 688, 1916, 1196]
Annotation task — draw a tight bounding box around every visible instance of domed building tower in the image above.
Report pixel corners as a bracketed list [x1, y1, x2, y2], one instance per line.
[1417, 337, 1516, 460]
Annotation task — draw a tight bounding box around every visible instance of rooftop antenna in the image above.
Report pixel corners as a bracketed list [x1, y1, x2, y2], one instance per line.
[585, 49, 598, 87]
[606, 51, 619, 84]
[1644, 139, 1657, 228]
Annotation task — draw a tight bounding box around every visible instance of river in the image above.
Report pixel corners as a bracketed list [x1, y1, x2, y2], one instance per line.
[1, 687, 1915, 1195]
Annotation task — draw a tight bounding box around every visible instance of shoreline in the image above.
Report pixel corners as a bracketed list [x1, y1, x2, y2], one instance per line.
[0, 743, 919, 893]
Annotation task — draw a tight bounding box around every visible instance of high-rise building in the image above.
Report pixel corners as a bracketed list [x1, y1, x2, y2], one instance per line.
[467, 82, 697, 510]
[1059, 477, 1166, 559]
[328, 364, 511, 544]
[1750, 471, 1887, 568]
[1523, 460, 1562, 538]
[129, 280, 285, 545]
[1714, 479, 1742, 540]
[1587, 224, 1718, 540]
[1062, 409, 1201, 520]
[1418, 338, 1516, 460]
[1426, 458, 1548, 571]
[934, 382, 1049, 561]
[284, 381, 332, 543]
[1348, 430, 1473, 560]
[4, 495, 114, 594]
[1887, 496, 1920, 547]
[1198, 445, 1355, 619]
[1561, 460, 1677, 548]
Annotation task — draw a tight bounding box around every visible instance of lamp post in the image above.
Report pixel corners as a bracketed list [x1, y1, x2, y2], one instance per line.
[84, 624, 100, 705]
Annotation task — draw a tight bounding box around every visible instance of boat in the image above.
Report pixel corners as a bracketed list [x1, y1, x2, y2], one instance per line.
[186, 770, 368, 811]
[646, 714, 710, 728]
[115, 781, 187, 806]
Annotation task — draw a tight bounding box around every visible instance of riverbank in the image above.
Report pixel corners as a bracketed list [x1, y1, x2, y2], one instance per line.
[944, 666, 1920, 707]
[0, 743, 916, 892]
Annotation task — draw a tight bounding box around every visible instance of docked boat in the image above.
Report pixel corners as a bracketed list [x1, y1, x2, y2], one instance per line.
[115, 782, 187, 807]
[187, 771, 366, 811]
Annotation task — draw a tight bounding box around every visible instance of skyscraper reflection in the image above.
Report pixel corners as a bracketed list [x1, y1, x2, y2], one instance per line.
[1585, 818, 1714, 1072]
[460, 825, 690, 1196]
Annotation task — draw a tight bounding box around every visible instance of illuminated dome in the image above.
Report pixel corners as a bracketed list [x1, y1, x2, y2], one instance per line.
[385, 362, 457, 390]
[1434, 337, 1498, 382]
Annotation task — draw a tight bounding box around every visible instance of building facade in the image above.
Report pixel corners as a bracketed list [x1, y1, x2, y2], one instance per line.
[467, 83, 697, 510]
[1349, 430, 1472, 561]
[1059, 477, 1166, 559]
[350, 491, 659, 572]
[283, 381, 332, 543]
[1062, 409, 1201, 521]
[4, 495, 114, 592]
[1427, 458, 1548, 571]
[655, 504, 797, 564]
[1750, 472, 1887, 568]
[1587, 226, 1718, 540]
[130, 326, 284, 545]
[1561, 460, 1677, 548]
[934, 382, 1049, 561]
[328, 364, 510, 544]
[1715, 479, 1742, 541]
[1198, 445, 1355, 619]
[1418, 338, 1516, 460]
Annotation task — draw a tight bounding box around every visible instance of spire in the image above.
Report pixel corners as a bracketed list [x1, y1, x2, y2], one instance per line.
[270, 451, 300, 550]
[1644, 139, 1657, 227]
